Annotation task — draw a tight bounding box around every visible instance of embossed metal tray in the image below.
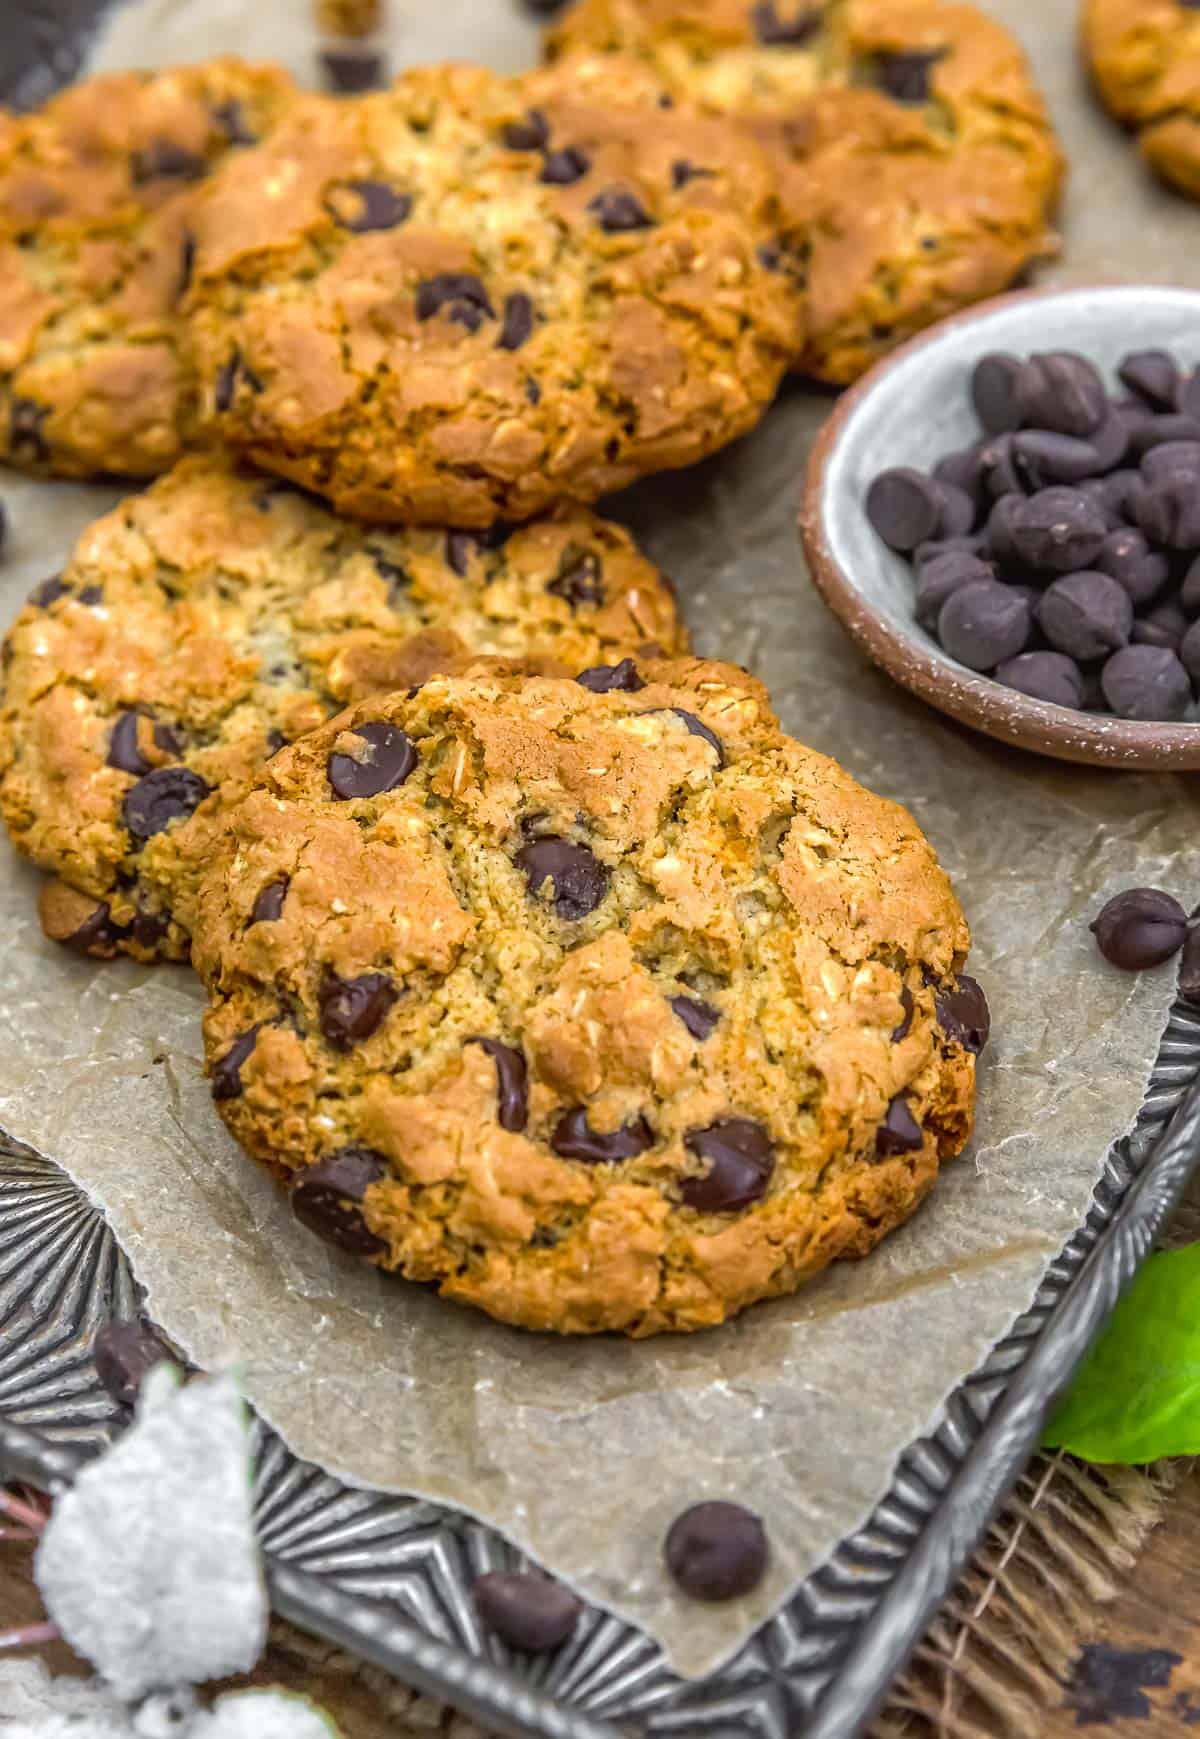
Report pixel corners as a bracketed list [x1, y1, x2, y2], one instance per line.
[5, 6, 1200, 1736]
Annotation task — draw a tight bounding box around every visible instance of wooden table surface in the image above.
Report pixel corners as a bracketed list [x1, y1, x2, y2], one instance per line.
[4, 1466, 1200, 1735]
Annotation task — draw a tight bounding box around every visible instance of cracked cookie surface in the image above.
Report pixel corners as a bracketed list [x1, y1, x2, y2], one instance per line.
[185, 661, 980, 1337]
[0, 59, 297, 479]
[546, 0, 1063, 384]
[182, 59, 801, 526]
[1083, 0, 1200, 199]
[0, 455, 683, 963]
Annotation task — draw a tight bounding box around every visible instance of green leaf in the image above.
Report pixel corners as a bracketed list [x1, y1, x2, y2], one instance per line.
[1043, 1243, 1200, 1463]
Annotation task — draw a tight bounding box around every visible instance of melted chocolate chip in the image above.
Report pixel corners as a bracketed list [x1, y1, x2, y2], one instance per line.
[60, 900, 129, 957]
[370, 549, 410, 600]
[665, 708, 725, 765]
[935, 974, 990, 1053]
[876, 1095, 924, 1156]
[499, 292, 535, 351]
[503, 109, 549, 151]
[214, 349, 262, 413]
[681, 1118, 774, 1211]
[671, 160, 715, 189]
[178, 230, 195, 297]
[10, 398, 49, 463]
[122, 767, 211, 844]
[210, 99, 258, 146]
[516, 836, 610, 920]
[131, 909, 169, 949]
[131, 140, 207, 183]
[94, 1319, 177, 1407]
[576, 658, 644, 693]
[875, 49, 945, 103]
[525, 377, 542, 405]
[415, 273, 496, 332]
[474, 1572, 582, 1653]
[665, 1501, 768, 1601]
[540, 146, 590, 186]
[467, 1037, 529, 1131]
[551, 1108, 653, 1162]
[107, 711, 155, 776]
[892, 985, 915, 1042]
[547, 549, 604, 609]
[291, 1147, 388, 1255]
[671, 994, 720, 1040]
[327, 720, 417, 799]
[29, 574, 67, 609]
[211, 1025, 261, 1101]
[318, 972, 398, 1050]
[77, 585, 103, 607]
[325, 180, 412, 233]
[588, 188, 654, 232]
[752, 0, 820, 44]
[250, 878, 289, 925]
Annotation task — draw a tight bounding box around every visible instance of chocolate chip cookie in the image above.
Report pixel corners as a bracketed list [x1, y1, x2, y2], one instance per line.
[0, 456, 684, 963]
[1084, 0, 1200, 199]
[0, 59, 296, 479]
[546, 0, 1063, 384]
[182, 60, 801, 526]
[186, 661, 981, 1337]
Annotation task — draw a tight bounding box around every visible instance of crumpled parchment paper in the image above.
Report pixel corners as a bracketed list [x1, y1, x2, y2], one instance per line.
[0, 0, 1197, 1683]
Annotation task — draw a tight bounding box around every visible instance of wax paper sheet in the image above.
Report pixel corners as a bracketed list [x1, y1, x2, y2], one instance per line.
[1, 0, 1198, 1683]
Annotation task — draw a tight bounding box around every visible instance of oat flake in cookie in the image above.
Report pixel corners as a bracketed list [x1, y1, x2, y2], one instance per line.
[0, 456, 684, 963]
[1084, 0, 1200, 200]
[0, 60, 297, 480]
[187, 662, 981, 1337]
[182, 60, 801, 526]
[546, 0, 1063, 384]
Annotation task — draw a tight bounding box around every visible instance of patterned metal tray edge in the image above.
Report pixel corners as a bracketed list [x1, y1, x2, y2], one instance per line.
[2, 998, 1199, 1739]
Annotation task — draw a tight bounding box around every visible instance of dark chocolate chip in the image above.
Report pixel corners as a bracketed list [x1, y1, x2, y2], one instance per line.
[1096, 528, 1169, 606]
[325, 179, 412, 233]
[984, 493, 1025, 564]
[93, 1319, 177, 1408]
[1010, 488, 1108, 572]
[503, 109, 550, 151]
[266, 729, 288, 757]
[1131, 413, 1200, 455]
[327, 720, 417, 800]
[107, 710, 155, 776]
[1178, 927, 1200, 1004]
[1091, 468, 1142, 526]
[1141, 439, 1200, 480]
[551, 1108, 653, 1162]
[994, 649, 1084, 709]
[936, 481, 977, 538]
[250, 878, 288, 925]
[416, 273, 495, 332]
[498, 292, 535, 351]
[178, 230, 195, 298]
[29, 574, 67, 609]
[671, 993, 720, 1040]
[588, 188, 654, 231]
[60, 899, 129, 957]
[319, 49, 386, 93]
[211, 1026, 261, 1101]
[665, 1501, 768, 1602]
[752, 0, 820, 44]
[979, 433, 1024, 500]
[10, 397, 49, 462]
[666, 708, 725, 765]
[1014, 352, 1107, 437]
[1180, 369, 1200, 420]
[1037, 571, 1132, 660]
[1182, 554, 1200, 615]
[130, 908, 169, 950]
[122, 767, 210, 844]
[547, 549, 604, 609]
[1100, 644, 1193, 721]
[474, 1571, 582, 1653]
[1087, 412, 1132, 473]
[680, 1118, 774, 1211]
[131, 140, 207, 183]
[891, 985, 915, 1042]
[210, 99, 258, 146]
[77, 585, 103, 607]
[213, 349, 262, 413]
[525, 376, 542, 405]
[1134, 599, 1188, 652]
[516, 836, 609, 920]
[318, 972, 398, 1050]
[938, 579, 1031, 670]
[971, 353, 1024, 434]
[875, 49, 944, 103]
[1118, 349, 1180, 409]
[576, 658, 644, 693]
[866, 467, 947, 552]
[540, 146, 590, 185]
[876, 1095, 924, 1156]
[1134, 472, 1200, 549]
[933, 443, 987, 508]
[914, 533, 987, 569]
[935, 974, 990, 1052]
[671, 159, 716, 188]
[467, 1037, 528, 1132]
[1012, 430, 1105, 489]
[1090, 888, 1188, 970]
[1180, 618, 1200, 682]
[291, 1147, 388, 1255]
[915, 552, 993, 631]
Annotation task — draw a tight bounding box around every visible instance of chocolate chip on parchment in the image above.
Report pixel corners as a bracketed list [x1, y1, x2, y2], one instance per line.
[327, 720, 417, 800]
[551, 1108, 653, 1162]
[1101, 644, 1193, 721]
[875, 49, 944, 104]
[994, 650, 1084, 709]
[665, 1501, 768, 1602]
[498, 292, 535, 351]
[681, 1118, 774, 1211]
[671, 994, 720, 1040]
[474, 1572, 582, 1653]
[131, 140, 207, 183]
[318, 972, 398, 1050]
[325, 179, 412, 233]
[1015, 352, 1107, 437]
[540, 146, 590, 186]
[250, 878, 289, 925]
[1090, 888, 1188, 970]
[29, 574, 67, 609]
[547, 549, 604, 609]
[1038, 570, 1132, 661]
[1118, 349, 1180, 409]
[122, 767, 210, 844]
[10, 398, 50, 463]
[291, 1147, 388, 1255]
[938, 579, 1031, 670]
[876, 1095, 924, 1156]
[576, 658, 644, 693]
[211, 1026, 261, 1101]
[935, 974, 990, 1052]
[503, 109, 550, 151]
[94, 1319, 177, 1408]
[516, 835, 610, 920]
[467, 1037, 529, 1132]
[415, 273, 496, 333]
[751, 0, 819, 44]
[588, 188, 654, 231]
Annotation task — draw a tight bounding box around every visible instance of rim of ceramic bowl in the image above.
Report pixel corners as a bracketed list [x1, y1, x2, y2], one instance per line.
[799, 283, 1200, 771]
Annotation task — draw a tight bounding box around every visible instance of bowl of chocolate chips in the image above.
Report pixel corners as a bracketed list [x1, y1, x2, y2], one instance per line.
[801, 284, 1200, 768]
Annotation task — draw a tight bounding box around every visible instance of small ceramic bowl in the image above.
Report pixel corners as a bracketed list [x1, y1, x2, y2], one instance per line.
[800, 284, 1200, 770]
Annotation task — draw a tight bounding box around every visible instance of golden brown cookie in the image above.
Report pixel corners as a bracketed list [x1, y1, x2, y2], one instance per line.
[182, 60, 801, 526]
[1083, 0, 1200, 198]
[546, 0, 1063, 384]
[0, 456, 684, 962]
[0, 59, 297, 480]
[186, 661, 982, 1337]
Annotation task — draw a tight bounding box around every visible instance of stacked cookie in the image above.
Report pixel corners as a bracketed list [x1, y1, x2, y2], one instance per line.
[0, 8, 1011, 1335]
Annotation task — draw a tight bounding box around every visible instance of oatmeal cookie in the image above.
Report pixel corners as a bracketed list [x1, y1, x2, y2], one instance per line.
[1083, 0, 1200, 199]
